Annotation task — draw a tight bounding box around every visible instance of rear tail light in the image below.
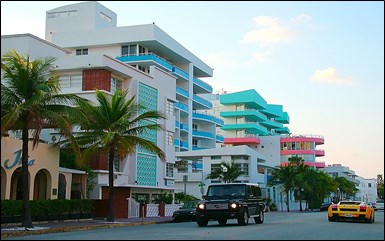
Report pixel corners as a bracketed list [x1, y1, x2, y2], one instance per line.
[359, 205, 367, 212]
[331, 204, 338, 208]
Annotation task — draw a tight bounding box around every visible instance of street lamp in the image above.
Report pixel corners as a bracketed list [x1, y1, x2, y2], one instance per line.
[221, 165, 228, 183]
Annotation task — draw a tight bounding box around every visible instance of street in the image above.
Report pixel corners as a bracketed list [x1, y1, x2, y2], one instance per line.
[3, 211, 384, 240]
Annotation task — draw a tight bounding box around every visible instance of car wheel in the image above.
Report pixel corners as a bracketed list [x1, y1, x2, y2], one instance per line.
[328, 216, 335, 222]
[218, 218, 227, 225]
[197, 218, 208, 227]
[237, 209, 249, 226]
[254, 210, 264, 224]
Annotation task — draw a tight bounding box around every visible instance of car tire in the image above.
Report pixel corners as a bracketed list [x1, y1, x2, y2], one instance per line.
[218, 218, 227, 225]
[328, 216, 336, 222]
[197, 218, 208, 227]
[254, 210, 264, 224]
[237, 209, 249, 226]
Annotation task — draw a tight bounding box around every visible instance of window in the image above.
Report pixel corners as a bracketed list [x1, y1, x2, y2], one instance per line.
[76, 49, 88, 56]
[166, 99, 174, 115]
[111, 77, 122, 94]
[121, 45, 129, 56]
[139, 45, 146, 55]
[129, 45, 137, 55]
[240, 163, 249, 176]
[166, 163, 174, 178]
[368, 183, 372, 188]
[211, 156, 221, 160]
[192, 124, 198, 131]
[59, 74, 82, 88]
[166, 131, 174, 146]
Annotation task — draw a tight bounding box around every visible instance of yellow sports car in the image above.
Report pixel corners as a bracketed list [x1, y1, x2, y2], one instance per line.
[328, 200, 375, 223]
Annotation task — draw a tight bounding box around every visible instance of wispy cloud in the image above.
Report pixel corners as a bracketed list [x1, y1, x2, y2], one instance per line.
[240, 14, 312, 47]
[252, 50, 272, 63]
[311, 68, 354, 84]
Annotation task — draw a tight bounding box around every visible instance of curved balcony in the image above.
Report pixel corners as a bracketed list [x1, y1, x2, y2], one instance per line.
[193, 111, 224, 127]
[281, 135, 324, 145]
[216, 134, 224, 143]
[220, 110, 267, 122]
[175, 102, 189, 113]
[180, 123, 189, 133]
[192, 129, 214, 139]
[172, 66, 189, 80]
[280, 149, 325, 157]
[180, 140, 189, 150]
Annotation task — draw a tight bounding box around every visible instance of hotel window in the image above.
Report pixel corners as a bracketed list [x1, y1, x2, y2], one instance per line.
[111, 77, 122, 94]
[166, 99, 174, 115]
[76, 49, 88, 56]
[192, 124, 198, 131]
[129, 45, 137, 55]
[166, 131, 174, 146]
[240, 163, 249, 176]
[166, 163, 174, 178]
[139, 45, 146, 55]
[59, 74, 82, 88]
[121, 45, 129, 56]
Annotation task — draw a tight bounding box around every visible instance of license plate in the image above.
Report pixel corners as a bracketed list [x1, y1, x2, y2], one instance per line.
[344, 214, 353, 217]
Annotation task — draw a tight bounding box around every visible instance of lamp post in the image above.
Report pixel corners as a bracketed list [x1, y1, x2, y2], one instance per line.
[221, 165, 228, 183]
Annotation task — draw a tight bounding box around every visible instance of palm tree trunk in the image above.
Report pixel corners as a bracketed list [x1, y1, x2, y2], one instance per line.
[299, 190, 303, 211]
[107, 149, 115, 222]
[22, 127, 33, 228]
[286, 190, 290, 212]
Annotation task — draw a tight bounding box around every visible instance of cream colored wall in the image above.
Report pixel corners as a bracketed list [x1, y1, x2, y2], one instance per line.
[1, 137, 60, 200]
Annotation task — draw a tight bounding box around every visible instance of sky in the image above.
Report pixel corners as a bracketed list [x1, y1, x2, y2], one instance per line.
[1, 1, 384, 179]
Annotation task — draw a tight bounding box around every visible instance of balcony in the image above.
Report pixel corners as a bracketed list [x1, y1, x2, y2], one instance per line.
[192, 94, 213, 109]
[216, 134, 224, 143]
[116, 53, 173, 72]
[172, 66, 189, 80]
[220, 110, 267, 122]
[221, 123, 269, 136]
[193, 111, 224, 127]
[192, 129, 214, 139]
[180, 140, 189, 150]
[175, 102, 189, 113]
[224, 137, 260, 145]
[176, 86, 189, 98]
[193, 77, 212, 93]
[180, 123, 189, 133]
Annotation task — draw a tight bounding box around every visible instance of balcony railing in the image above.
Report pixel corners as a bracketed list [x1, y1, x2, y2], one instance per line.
[192, 111, 224, 126]
[175, 102, 189, 113]
[176, 86, 189, 98]
[193, 77, 212, 93]
[193, 94, 213, 109]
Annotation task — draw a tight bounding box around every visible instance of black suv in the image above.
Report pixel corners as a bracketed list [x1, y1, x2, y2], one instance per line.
[196, 183, 265, 227]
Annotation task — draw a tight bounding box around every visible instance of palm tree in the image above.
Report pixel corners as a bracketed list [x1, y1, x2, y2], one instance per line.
[268, 163, 296, 212]
[57, 89, 166, 222]
[206, 161, 246, 183]
[289, 156, 311, 211]
[1, 50, 89, 228]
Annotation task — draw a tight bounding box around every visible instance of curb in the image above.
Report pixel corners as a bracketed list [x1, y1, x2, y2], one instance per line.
[1, 221, 157, 238]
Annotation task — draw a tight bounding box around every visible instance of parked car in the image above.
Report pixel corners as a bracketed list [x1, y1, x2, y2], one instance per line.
[374, 200, 384, 211]
[327, 200, 375, 223]
[320, 202, 333, 211]
[172, 200, 199, 222]
[196, 183, 265, 227]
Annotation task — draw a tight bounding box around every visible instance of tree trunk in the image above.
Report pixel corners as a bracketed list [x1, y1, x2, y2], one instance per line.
[299, 190, 303, 211]
[21, 127, 33, 228]
[107, 149, 115, 222]
[286, 190, 290, 212]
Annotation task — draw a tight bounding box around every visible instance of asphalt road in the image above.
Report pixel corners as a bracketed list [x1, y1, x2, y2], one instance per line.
[3, 211, 384, 240]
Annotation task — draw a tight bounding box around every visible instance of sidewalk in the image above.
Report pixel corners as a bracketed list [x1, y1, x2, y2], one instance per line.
[1, 216, 174, 238]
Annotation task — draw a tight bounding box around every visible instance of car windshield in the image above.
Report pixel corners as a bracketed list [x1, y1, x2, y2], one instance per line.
[207, 185, 246, 198]
[181, 202, 197, 209]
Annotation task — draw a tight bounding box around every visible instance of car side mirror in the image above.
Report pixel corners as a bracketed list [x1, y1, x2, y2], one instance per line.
[202, 194, 206, 199]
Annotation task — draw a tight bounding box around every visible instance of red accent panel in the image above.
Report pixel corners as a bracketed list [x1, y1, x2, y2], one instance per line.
[83, 69, 111, 91]
[224, 137, 260, 145]
[280, 161, 325, 168]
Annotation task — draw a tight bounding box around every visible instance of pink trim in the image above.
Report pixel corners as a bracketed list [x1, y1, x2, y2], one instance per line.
[281, 149, 325, 157]
[280, 161, 326, 168]
[224, 137, 260, 144]
[281, 137, 324, 145]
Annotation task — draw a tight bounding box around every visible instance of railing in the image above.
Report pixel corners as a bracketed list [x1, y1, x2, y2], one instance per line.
[176, 86, 189, 97]
[172, 66, 189, 80]
[175, 102, 189, 112]
[127, 198, 140, 218]
[193, 111, 224, 126]
[116, 53, 174, 71]
[192, 129, 214, 139]
[193, 77, 212, 93]
[192, 94, 213, 109]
